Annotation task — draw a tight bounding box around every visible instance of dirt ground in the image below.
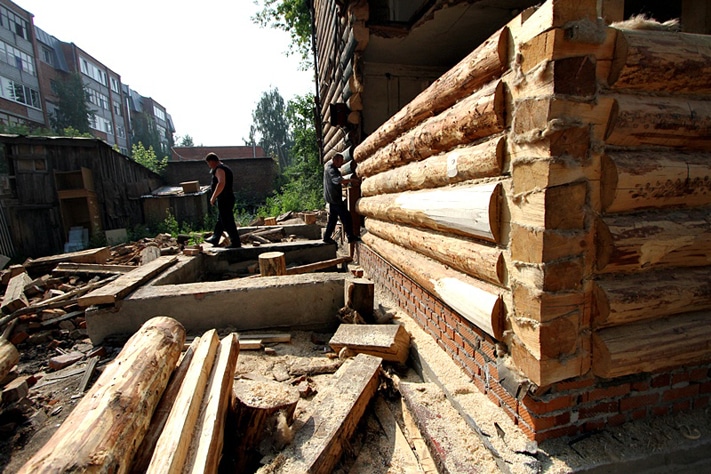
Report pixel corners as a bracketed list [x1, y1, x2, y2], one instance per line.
[1, 263, 711, 473]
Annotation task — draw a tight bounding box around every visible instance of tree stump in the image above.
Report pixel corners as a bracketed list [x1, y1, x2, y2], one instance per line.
[345, 277, 375, 323]
[232, 378, 300, 470]
[259, 252, 287, 276]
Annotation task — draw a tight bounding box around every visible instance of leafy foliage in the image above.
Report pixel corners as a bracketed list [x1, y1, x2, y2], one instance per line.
[247, 87, 292, 171]
[50, 72, 94, 134]
[176, 134, 195, 146]
[257, 93, 322, 216]
[131, 142, 167, 175]
[253, 0, 313, 69]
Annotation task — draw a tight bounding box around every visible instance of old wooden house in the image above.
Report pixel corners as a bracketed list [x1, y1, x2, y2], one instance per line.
[313, 0, 711, 441]
[0, 135, 162, 259]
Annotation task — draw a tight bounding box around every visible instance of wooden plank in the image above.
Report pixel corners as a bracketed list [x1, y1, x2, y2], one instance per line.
[593, 267, 711, 328]
[236, 333, 291, 344]
[17, 316, 185, 473]
[24, 246, 111, 277]
[356, 80, 506, 178]
[146, 329, 219, 474]
[185, 333, 240, 474]
[77, 255, 178, 307]
[596, 208, 711, 274]
[329, 324, 410, 364]
[361, 136, 504, 197]
[365, 218, 505, 286]
[363, 233, 504, 339]
[608, 29, 711, 93]
[592, 311, 711, 379]
[285, 256, 352, 275]
[1, 272, 31, 314]
[131, 338, 200, 474]
[364, 397, 424, 473]
[52, 262, 136, 276]
[357, 182, 502, 243]
[272, 353, 382, 474]
[238, 339, 263, 350]
[355, 27, 508, 162]
[600, 151, 711, 213]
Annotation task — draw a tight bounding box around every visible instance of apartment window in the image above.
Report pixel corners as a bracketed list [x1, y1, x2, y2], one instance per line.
[0, 75, 40, 108]
[110, 77, 119, 93]
[112, 100, 121, 116]
[90, 116, 112, 135]
[117, 126, 125, 138]
[153, 105, 166, 121]
[41, 46, 53, 66]
[86, 89, 109, 110]
[0, 7, 29, 40]
[79, 57, 107, 86]
[0, 41, 35, 75]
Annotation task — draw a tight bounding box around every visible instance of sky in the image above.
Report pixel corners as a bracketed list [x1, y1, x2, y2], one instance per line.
[15, 0, 316, 146]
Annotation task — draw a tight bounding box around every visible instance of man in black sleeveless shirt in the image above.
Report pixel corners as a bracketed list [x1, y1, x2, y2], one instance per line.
[204, 152, 241, 248]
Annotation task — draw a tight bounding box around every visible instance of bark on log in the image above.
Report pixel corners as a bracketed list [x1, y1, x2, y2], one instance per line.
[18, 316, 185, 474]
[592, 310, 711, 379]
[357, 182, 502, 243]
[0, 338, 19, 383]
[185, 333, 240, 474]
[608, 28, 711, 93]
[360, 136, 504, 197]
[606, 94, 711, 150]
[593, 267, 711, 328]
[600, 151, 711, 213]
[366, 218, 505, 286]
[363, 233, 504, 339]
[259, 252, 287, 276]
[344, 278, 375, 323]
[77, 256, 178, 307]
[146, 329, 219, 474]
[356, 80, 506, 178]
[596, 207, 711, 274]
[355, 28, 508, 162]
[130, 337, 200, 474]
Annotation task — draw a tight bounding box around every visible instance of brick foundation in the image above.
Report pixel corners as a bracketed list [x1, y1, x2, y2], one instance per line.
[359, 244, 711, 442]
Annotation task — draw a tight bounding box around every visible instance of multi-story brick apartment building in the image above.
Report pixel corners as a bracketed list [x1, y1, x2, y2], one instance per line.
[0, 0, 174, 156]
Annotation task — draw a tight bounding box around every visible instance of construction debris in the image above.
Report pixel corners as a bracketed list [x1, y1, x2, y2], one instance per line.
[329, 324, 411, 364]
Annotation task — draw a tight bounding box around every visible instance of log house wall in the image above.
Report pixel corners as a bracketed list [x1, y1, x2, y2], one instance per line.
[324, 0, 711, 441]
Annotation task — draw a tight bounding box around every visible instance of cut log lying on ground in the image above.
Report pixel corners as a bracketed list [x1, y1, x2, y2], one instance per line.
[1, 272, 32, 314]
[23, 246, 111, 278]
[231, 378, 301, 470]
[146, 329, 219, 474]
[0, 338, 19, 383]
[240, 227, 286, 243]
[185, 333, 240, 474]
[77, 255, 178, 307]
[131, 337, 200, 474]
[329, 324, 410, 364]
[17, 316, 185, 474]
[266, 353, 382, 474]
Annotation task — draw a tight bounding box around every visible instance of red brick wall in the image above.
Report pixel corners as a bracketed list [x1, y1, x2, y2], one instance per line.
[359, 244, 711, 442]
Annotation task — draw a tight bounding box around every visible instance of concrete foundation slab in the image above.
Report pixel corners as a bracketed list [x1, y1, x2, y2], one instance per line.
[86, 272, 346, 344]
[205, 241, 336, 275]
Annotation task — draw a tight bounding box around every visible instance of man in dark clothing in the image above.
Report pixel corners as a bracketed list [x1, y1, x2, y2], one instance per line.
[323, 153, 360, 244]
[204, 152, 241, 248]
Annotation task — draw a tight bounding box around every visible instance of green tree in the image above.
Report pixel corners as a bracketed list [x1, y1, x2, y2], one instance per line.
[132, 112, 164, 157]
[131, 142, 167, 175]
[248, 87, 292, 171]
[50, 72, 94, 134]
[258, 93, 322, 216]
[253, 0, 313, 69]
[176, 134, 194, 146]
